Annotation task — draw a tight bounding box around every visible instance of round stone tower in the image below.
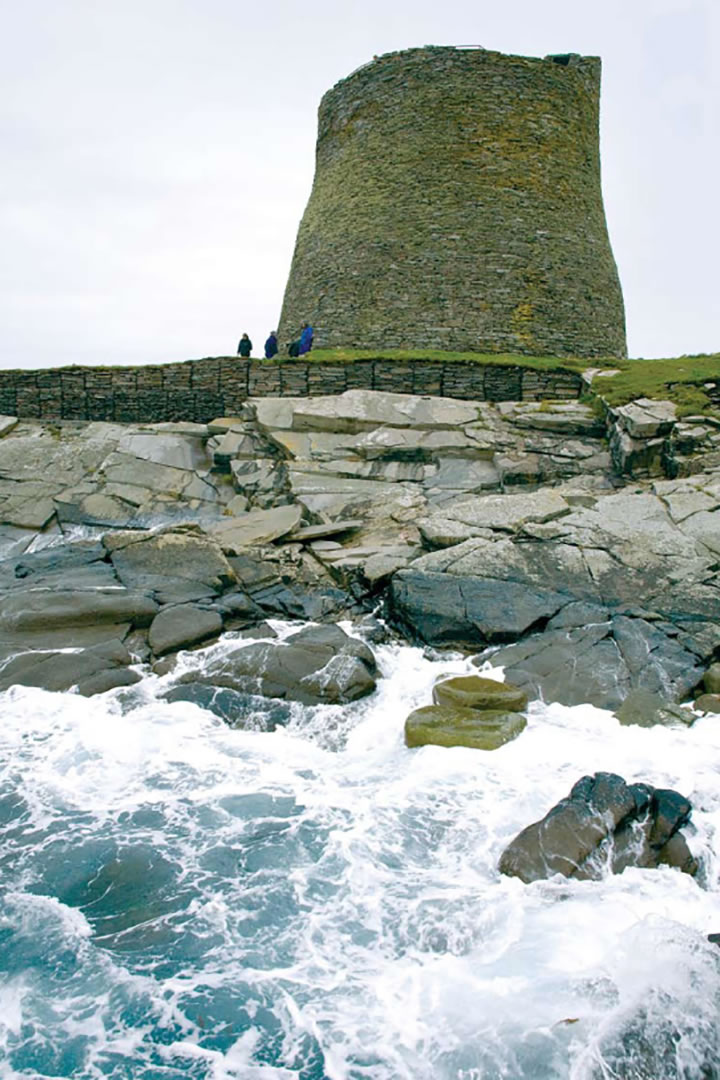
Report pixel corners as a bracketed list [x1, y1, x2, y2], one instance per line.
[278, 46, 627, 358]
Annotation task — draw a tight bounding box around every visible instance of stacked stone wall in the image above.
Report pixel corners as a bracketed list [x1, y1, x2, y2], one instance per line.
[279, 46, 626, 359]
[0, 358, 583, 422]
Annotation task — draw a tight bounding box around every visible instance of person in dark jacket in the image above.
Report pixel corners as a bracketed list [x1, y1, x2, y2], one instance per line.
[298, 322, 313, 355]
[237, 333, 252, 357]
[264, 331, 278, 359]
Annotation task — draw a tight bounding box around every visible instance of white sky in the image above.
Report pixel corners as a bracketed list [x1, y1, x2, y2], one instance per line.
[1, 0, 718, 368]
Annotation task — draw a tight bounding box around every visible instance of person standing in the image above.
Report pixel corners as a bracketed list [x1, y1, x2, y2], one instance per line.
[264, 331, 278, 359]
[237, 333, 252, 357]
[298, 322, 313, 355]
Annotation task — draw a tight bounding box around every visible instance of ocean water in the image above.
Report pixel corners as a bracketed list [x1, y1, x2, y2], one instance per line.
[1, 626, 719, 1080]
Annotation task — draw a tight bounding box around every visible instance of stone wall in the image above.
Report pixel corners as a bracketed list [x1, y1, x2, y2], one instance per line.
[279, 46, 627, 359]
[0, 357, 583, 422]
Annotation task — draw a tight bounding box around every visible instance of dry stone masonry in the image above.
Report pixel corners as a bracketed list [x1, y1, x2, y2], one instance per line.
[279, 46, 627, 358]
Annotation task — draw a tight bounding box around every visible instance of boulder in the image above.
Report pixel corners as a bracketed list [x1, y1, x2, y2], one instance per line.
[161, 684, 291, 730]
[0, 587, 157, 651]
[615, 689, 694, 728]
[148, 604, 224, 656]
[693, 694, 720, 714]
[704, 663, 720, 694]
[0, 638, 141, 695]
[106, 526, 236, 597]
[499, 772, 697, 883]
[205, 505, 302, 552]
[405, 704, 526, 751]
[432, 675, 528, 712]
[178, 624, 377, 706]
[390, 570, 568, 648]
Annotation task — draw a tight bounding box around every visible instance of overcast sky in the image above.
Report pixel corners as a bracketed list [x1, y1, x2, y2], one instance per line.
[1, 0, 718, 368]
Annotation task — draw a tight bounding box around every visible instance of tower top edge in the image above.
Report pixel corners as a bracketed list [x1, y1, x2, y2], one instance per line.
[322, 46, 601, 102]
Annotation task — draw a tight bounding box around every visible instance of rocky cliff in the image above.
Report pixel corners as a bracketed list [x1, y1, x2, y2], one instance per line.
[0, 389, 717, 715]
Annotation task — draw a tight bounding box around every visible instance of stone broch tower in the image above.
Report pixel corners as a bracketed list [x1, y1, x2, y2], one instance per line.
[278, 46, 627, 358]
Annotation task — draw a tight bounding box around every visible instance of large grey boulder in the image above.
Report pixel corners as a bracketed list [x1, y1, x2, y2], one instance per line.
[499, 772, 697, 883]
[106, 526, 236, 600]
[0, 587, 157, 651]
[0, 638, 140, 695]
[177, 624, 377, 706]
[148, 604, 224, 656]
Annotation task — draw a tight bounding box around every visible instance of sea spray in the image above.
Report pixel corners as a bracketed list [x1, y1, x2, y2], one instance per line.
[1, 635, 719, 1078]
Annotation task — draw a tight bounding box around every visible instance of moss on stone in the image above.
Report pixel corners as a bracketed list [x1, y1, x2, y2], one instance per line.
[404, 704, 527, 750]
[432, 675, 529, 712]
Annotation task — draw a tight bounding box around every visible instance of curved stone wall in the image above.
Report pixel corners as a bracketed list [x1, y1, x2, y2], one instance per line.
[279, 46, 627, 359]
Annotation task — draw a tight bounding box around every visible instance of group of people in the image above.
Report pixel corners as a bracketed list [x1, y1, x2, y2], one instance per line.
[236, 323, 313, 360]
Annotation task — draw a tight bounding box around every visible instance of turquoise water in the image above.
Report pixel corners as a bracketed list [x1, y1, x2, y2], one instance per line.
[1, 632, 719, 1078]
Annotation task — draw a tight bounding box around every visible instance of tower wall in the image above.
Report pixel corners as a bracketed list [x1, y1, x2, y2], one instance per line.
[278, 46, 627, 358]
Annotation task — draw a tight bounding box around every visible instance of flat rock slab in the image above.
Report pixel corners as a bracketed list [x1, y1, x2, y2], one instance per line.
[290, 520, 363, 542]
[419, 489, 569, 547]
[254, 390, 481, 434]
[405, 704, 526, 750]
[432, 675, 528, 712]
[499, 772, 696, 882]
[205, 505, 302, 552]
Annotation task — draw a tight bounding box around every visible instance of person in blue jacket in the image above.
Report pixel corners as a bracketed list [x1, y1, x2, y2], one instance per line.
[298, 322, 313, 355]
[264, 331, 278, 359]
[237, 333, 252, 357]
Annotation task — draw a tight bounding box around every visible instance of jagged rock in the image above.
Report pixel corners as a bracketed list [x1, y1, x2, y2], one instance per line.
[405, 704, 526, 750]
[418, 489, 570, 548]
[432, 675, 528, 712]
[177, 623, 376, 706]
[254, 390, 480, 434]
[148, 604, 224, 656]
[116, 431, 207, 471]
[499, 772, 696, 883]
[0, 638, 140, 695]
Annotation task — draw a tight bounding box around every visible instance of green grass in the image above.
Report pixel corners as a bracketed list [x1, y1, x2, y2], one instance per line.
[244, 347, 720, 414]
[590, 353, 720, 416]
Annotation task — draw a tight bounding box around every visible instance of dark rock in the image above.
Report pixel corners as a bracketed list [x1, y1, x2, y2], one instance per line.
[248, 581, 353, 621]
[0, 542, 113, 593]
[390, 570, 567, 648]
[0, 638, 140, 695]
[405, 704, 526, 750]
[106, 527, 236, 596]
[490, 615, 705, 711]
[499, 772, 696, 883]
[0, 587, 158, 652]
[709, 933, 720, 947]
[432, 675, 528, 712]
[179, 623, 377, 706]
[162, 684, 292, 730]
[148, 604, 224, 656]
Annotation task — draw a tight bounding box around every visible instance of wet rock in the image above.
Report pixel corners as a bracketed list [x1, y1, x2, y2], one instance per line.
[0, 587, 157, 651]
[405, 704, 526, 750]
[179, 623, 377, 706]
[432, 675, 528, 712]
[499, 772, 696, 883]
[0, 638, 141, 695]
[491, 616, 705, 711]
[148, 604, 224, 657]
[615, 689, 695, 728]
[162, 683, 291, 730]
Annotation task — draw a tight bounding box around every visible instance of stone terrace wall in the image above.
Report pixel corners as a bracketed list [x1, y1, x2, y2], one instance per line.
[279, 46, 626, 359]
[0, 358, 583, 423]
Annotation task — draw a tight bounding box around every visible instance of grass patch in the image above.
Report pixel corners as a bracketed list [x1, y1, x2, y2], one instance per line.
[591, 353, 720, 416]
[274, 346, 590, 372]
